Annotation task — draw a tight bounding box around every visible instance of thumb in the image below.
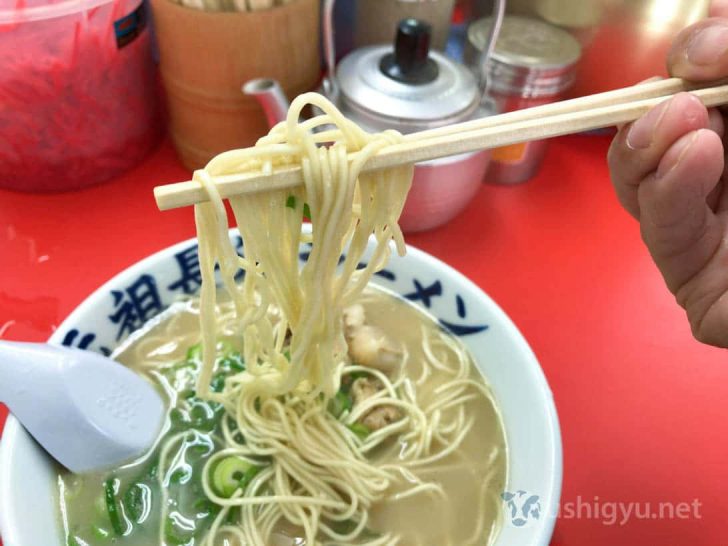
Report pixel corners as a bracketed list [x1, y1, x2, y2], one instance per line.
[668, 18, 728, 80]
[710, 0, 728, 18]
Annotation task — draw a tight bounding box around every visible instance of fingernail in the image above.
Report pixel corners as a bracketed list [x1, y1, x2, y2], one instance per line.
[687, 25, 728, 65]
[627, 98, 672, 150]
[656, 131, 698, 179]
[710, 0, 728, 17]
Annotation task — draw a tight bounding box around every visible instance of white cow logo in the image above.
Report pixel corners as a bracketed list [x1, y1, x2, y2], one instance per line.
[501, 490, 541, 527]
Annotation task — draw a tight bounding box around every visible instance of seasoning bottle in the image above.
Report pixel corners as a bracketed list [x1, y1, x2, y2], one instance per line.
[465, 15, 581, 184]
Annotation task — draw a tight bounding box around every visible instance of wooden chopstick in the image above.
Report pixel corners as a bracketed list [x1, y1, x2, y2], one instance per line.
[406, 77, 727, 142]
[154, 78, 728, 211]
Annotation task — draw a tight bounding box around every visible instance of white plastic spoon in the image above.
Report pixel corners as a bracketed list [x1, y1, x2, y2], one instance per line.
[0, 341, 165, 474]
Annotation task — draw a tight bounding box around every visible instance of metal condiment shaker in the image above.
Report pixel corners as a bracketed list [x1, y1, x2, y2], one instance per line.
[465, 15, 581, 184]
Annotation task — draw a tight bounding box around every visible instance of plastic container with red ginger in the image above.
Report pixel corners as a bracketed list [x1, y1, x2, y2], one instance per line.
[0, 0, 162, 192]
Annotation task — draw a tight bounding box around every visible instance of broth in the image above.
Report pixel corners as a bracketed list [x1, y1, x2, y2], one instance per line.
[58, 287, 507, 546]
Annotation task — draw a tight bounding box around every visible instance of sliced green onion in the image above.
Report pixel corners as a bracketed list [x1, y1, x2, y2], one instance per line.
[210, 372, 227, 393]
[328, 391, 353, 418]
[211, 456, 263, 498]
[103, 479, 125, 536]
[330, 519, 358, 534]
[189, 402, 217, 432]
[285, 195, 296, 209]
[194, 498, 220, 518]
[328, 519, 381, 538]
[122, 483, 148, 523]
[341, 371, 370, 393]
[187, 433, 215, 458]
[181, 389, 197, 400]
[185, 343, 202, 362]
[220, 353, 245, 373]
[146, 460, 160, 480]
[164, 515, 195, 546]
[170, 466, 192, 485]
[348, 423, 371, 440]
[169, 408, 190, 429]
[303, 202, 312, 221]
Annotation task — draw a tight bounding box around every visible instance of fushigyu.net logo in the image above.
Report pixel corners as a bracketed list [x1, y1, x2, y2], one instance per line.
[501, 490, 542, 527]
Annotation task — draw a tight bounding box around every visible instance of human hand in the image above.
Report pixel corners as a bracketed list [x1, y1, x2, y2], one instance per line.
[608, 1, 728, 347]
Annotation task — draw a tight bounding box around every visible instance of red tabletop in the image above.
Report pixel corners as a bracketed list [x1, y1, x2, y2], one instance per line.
[1, 134, 725, 545]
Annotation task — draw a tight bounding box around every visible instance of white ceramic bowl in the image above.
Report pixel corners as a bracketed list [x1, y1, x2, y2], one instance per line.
[0, 234, 561, 546]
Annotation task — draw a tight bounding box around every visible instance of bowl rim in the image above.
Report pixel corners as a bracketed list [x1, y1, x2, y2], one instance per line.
[0, 233, 562, 546]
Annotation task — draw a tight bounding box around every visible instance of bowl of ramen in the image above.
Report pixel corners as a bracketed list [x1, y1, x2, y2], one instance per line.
[0, 94, 561, 546]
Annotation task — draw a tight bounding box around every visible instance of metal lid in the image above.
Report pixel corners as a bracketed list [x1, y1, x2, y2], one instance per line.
[335, 36, 481, 133]
[468, 15, 581, 97]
